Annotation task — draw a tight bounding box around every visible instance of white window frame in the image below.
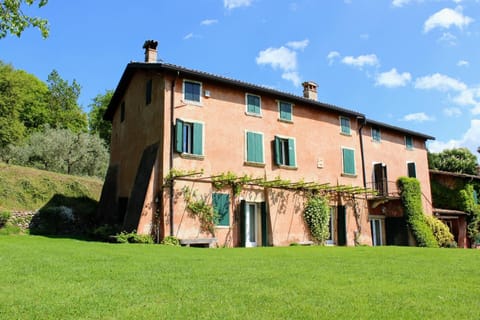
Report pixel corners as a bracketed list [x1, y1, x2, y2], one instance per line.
[340, 116, 351, 135]
[277, 100, 293, 122]
[245, 93, 262, 117]
[371, 127, 381, 142]
[244, 130, 265, 165]
[183, 79, 202, 105]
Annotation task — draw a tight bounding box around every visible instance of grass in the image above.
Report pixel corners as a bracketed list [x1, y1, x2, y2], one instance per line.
[1, 236, 479, 319]
[0, 162, 103, 212]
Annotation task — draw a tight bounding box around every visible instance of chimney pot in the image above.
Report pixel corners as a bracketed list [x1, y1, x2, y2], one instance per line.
[302, 81, 318, 101]
[143, 40, 158, 63]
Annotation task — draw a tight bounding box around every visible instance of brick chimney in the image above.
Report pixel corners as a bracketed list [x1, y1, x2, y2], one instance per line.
[143, 40, 158, 63]
[302, 81, 318, 101]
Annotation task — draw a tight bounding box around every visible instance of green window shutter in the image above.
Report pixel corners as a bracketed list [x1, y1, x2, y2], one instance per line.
[274, 136, 281, 165]
[192, 122, 203, 155]
[405, 136, 413, 149]
[342, 148, 355, 175]
[247, 95, 260, 114]
[341, 117, 350, 134]
[261, 201, 268, 247]
[280, 102, 292, 121]
[240, 200, 246, 247]
[288, 138, 296, 167]
[175, 119, 184, 153]
[146, 79, 152, 105]
[407, 162, 416, 178]
[213, 193, 230, 226]
[473, 190, 478, 205]
[247, 132, 263, 163]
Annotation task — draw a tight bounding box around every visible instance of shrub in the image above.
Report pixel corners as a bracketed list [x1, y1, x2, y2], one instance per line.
[397, 177, 438, 248]
[113, 231, 154, 244]
[161, 236, 180, 246]
[91, 224, 120, 242]
[303, 195, 330, 244]
[29, 206, 75, 235]
[0, 211, 11, 227]
[424, 215, 455, 248]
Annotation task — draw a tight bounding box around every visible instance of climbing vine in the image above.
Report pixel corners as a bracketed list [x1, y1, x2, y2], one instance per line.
[182, 186, 217, 236]
[397, 177, 438, 248]
[303, 194, 330, 244]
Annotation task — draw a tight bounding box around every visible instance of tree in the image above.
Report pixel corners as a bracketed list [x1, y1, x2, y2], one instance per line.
[428, 148, 478, 175]
[0, 61, 49, 147]
[3, 127, 109, 177]
[46, 70, 88, 133]
[88, 90, 113, 147]
[0, 0, 49, 38]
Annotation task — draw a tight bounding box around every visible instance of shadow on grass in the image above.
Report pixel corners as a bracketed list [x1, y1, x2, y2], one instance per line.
[29, 194, 100, 241]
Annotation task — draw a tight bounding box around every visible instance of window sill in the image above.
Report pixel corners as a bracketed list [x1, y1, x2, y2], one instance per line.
[277, 164, 298, 170]
[278, 118, 293, 124]
[180, 153, 205, 160]
[181, 99, 203, 107]
[244, 161, 266, 168]
[215, 225, 230, 229]
[406, 147, 414, 151]
[341, 173, 357, 178]
[371, 139, 381, 143]
[340, 132, 352, 137]
[245, 112, 262, 118]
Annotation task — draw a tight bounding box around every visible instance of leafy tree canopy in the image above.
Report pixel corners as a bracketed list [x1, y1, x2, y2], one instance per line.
[46, 69, 88, 133]
[0, 0, 49, 38]
[88, 90, 113, 148]
[428, 148, 478, 175]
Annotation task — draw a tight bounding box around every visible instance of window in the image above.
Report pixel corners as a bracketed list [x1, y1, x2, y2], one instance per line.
[340, 116, 351, 135]
[278, 101, 293, 121]
[370, 218, 383, 246]
[213, 193, 230, 227]
[342, 147, 356, 175]
[326, 207, 335, 245]
[405, 135, 413, 149]
[246, 94, 261, 115]
[371, 127, 381, 142]
[175, 119, 203, 155]
[274, 136, 296, 167]
[407, 162, 416, 178]
[184, 80, 201, 103]
[245, 131, 264, 164]
[120, 102, 125, 122]
[146, 79, 152, 105]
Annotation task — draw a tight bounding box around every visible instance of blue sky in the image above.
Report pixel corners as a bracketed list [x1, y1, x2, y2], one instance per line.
[1, 0, 480, 157]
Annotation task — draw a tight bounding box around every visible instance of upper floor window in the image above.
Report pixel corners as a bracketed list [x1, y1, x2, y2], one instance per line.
[278, 101, 293, 122]
[246, 94, 261, 116]
[371, 127, 381, 142]
[407, 162, 416, 178]
[342, 147, 356, 176]
[274, 136, 296, 168]
[405, 135, 413, 150]
[175, 119, 203, 156]
[340, 116, 351, 135]
[183, 80, 202, 103]
[146, 79, 152, 105]
[245, 131, 264, 164]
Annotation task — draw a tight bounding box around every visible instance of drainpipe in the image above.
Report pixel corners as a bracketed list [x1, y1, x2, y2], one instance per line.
[357, 116, 367, 188]
[169, 71, 179, 236]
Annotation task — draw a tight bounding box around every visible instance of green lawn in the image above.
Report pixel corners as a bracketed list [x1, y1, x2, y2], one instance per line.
[1, 236, 479, 319]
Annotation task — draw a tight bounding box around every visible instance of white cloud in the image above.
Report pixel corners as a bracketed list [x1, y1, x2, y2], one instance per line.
[286, 39, 309, 51]
[341, 54, 379, 68]
[327, 51, 340, 65]
[414, 73, 467, 91]
[392, 0, 412, 7]
[424, 7, 473, 33]
[201, 19, 218, 26]
[224, 0, 252, 10]
[183, 33, 194, 40]
[375, 68, 411, 88]
[256, 46, 297, 71]
[428, 119, 480, 156]
[438, 32, 457, 45]
[457, 60, 469, 67]
[282, 72, 301, 87]
[443, 107, 462, 117]
[256, 42, 307, 87]
[401, 112, 434, 122]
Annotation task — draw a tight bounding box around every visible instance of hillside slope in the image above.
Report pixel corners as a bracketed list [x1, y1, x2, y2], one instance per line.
[0, 162, 103, 212]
